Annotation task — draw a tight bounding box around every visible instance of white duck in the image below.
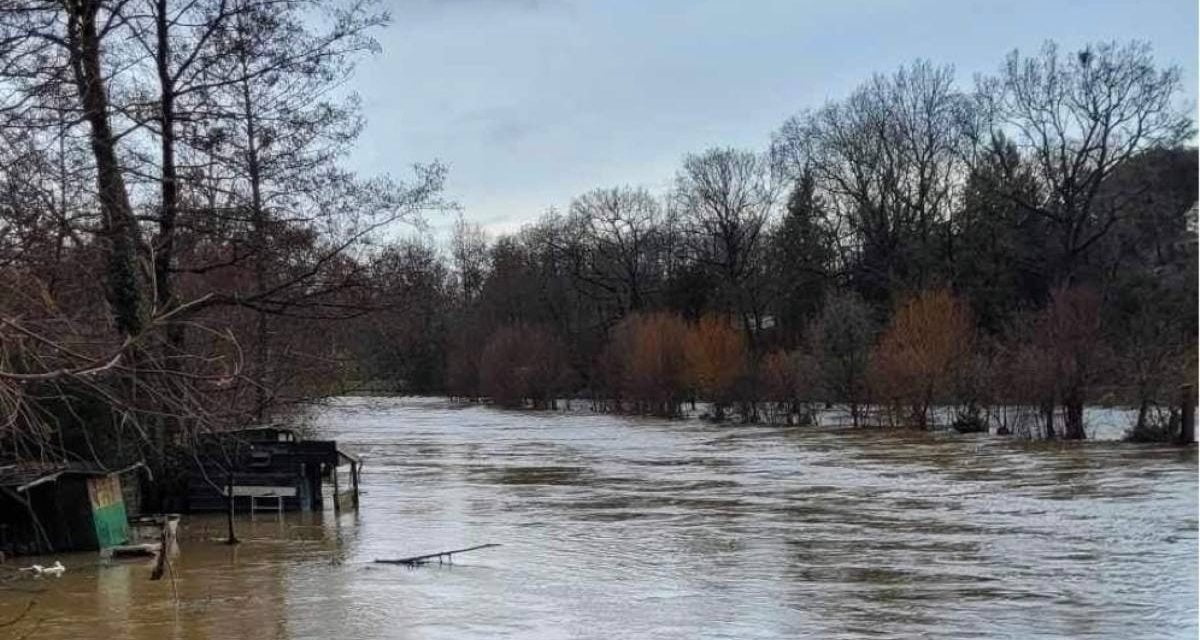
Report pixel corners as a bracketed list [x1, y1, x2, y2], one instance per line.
[19, 561, 65, 577]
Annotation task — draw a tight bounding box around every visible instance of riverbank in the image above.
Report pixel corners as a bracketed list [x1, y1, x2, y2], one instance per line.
[423, 395, 1193, 442]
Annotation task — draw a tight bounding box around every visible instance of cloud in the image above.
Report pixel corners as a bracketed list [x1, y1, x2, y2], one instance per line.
[454, 107, 536, 148]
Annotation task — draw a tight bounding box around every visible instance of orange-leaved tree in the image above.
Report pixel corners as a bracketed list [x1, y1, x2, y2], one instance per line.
[685, 313, 748, 420]
[871, 288, 974, 428]
[606, 312, 691, 416]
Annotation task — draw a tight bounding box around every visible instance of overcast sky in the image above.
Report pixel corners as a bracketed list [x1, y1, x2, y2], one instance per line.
[347, 0, 1199, 238]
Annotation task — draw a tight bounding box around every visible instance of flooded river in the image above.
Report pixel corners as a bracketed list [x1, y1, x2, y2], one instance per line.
[1, 396, 1196, 638]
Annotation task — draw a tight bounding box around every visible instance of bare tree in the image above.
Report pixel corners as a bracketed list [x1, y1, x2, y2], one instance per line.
[567, 186, 672, 316]
[0, 1, 444, 491]
[808, 291, 876, 427]
[972, 41, 1193, 285]
[674, 147, 779, 341]
[1037, 285, 1107, 440]
[479, 323, 570, 409]
[774, 61, 971, 304]
[148, 0, 446, 422]
[450, 214, 489, 306]
[0, 1, 150, 338]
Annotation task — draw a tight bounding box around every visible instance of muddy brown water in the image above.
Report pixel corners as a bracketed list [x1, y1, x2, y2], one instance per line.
[1, 397, 1195, 639]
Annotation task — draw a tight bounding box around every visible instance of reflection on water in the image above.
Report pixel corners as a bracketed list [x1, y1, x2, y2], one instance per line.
[1, 397, 1195, 639]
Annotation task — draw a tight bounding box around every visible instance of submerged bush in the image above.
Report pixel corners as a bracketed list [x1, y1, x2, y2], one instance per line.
[871, 288, 974, 429]
[807, 292, 876, 427]
[480, 324, 571, 409]
[1124, 407, 1181, 443]
[600, 312, 691, 416]
[685, 314, 748, 421]
[758, 349, 819, 425]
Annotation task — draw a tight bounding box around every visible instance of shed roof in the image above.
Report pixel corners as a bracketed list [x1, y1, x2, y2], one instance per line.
[227, 426, 299, 442]
[0, 461, 145, 493]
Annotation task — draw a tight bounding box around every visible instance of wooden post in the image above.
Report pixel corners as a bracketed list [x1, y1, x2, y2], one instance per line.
[307, 463, 322, 511]
[332, 462, 340, 513]
[1180, 384, 1195, 445]
[351, 461, 359, 509]
[225, 471, 238, 544]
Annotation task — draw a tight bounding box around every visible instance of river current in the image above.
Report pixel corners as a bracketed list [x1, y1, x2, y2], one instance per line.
[1, 396, 1195, 639]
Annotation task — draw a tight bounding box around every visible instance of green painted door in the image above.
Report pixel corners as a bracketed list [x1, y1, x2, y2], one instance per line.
[87, 475, 129, 548]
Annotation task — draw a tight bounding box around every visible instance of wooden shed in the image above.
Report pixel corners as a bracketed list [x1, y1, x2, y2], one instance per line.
[187, 428, 359, 513]
[0, 462, 144, 555]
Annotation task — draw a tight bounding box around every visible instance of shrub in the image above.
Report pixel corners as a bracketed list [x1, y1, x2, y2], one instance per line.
[1037, 286, 1105, 440]
[601, 312, 690, 416]
[871, 288, 974, 429]
[807, 292, 876, 426]
[951, 349, 997, 433]
[1124, 406, 1181, 443]
[479, 324, 570, 408]
[685, 314, 748, 421]
[758, 349, 818, 425]
[445, 330, 483, 399]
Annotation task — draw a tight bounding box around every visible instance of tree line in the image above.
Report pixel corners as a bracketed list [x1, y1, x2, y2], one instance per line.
[0, 12, 1194, 507]
[353, 41, 1197, 441]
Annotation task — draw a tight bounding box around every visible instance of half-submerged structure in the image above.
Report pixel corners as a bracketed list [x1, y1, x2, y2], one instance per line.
[0, 461, 145, 555]
[187, 427, 360, 513]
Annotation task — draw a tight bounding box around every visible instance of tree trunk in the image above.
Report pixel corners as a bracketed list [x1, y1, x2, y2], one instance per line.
[239, 54, 271, 422]
[225, 471, 239, 545]
[1178, 385, 1194, 445]
[1063, 398, 1086, 440]
[151, 0, 185, 473]
[68, 1, 144, 338]
[1136, 398, 1150, 432]
[154, 0, 179, 326]
[1042, 402, 1055, 440]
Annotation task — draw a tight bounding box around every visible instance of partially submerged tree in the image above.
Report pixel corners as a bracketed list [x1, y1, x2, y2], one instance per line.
[871, 288, 974, 429]
[758, 350, 818, 425]
[685, 314, 748, 421]
[1035, 286, 1107, 440]
[479, 324, 570, 409]
[808, 292, 876, 426]
[356, 238, 453, 392]
[601, 312, 690, 416]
